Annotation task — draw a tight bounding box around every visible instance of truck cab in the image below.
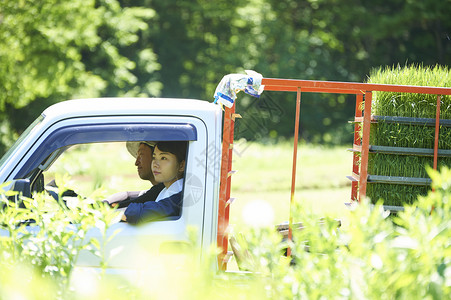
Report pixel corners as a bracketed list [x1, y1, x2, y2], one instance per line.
[0, 97, 223, 270]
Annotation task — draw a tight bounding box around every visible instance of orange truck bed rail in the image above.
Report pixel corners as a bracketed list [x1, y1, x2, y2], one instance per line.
[217, 77, 451, 269]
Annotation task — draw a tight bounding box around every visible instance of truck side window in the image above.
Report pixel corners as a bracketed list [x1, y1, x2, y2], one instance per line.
[45, 142, 149, 197]
[44, 141, 188, 223]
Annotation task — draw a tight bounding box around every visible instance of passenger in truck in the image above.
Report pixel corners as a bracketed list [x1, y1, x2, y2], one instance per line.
[120, 141, 187, 224]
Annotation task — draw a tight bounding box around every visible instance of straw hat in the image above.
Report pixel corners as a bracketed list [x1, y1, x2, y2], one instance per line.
[126, 141, 156, 158]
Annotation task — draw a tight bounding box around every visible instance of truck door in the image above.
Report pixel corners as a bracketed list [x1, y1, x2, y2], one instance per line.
[2, 115, 210, 271]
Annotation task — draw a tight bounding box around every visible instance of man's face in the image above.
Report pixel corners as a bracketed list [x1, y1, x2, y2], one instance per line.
[135, 143, 156, 184]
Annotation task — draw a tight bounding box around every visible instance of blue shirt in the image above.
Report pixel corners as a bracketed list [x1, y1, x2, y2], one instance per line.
[124, 180, 184, 224]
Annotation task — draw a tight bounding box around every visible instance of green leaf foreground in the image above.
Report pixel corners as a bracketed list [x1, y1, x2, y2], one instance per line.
[0, 167, 450, 299]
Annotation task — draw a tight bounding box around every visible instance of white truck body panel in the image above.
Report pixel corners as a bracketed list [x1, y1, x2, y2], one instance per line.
[0, 98, 223, 271]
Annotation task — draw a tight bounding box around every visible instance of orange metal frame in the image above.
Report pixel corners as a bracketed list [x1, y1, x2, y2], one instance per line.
[217, 77, 451, 269]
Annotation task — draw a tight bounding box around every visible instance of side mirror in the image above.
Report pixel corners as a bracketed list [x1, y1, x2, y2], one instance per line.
[8, 179, 31, 208]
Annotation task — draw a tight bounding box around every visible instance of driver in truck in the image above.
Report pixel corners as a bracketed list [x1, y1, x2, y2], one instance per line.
[104, 141, 165, 209]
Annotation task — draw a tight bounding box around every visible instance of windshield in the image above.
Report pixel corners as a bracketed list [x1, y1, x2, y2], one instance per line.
[0, 115, 45, 168]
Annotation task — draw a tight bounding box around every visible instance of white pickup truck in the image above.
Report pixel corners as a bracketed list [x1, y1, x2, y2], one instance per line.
[4, 75, 448, 275]
[0, 97, 227, 271]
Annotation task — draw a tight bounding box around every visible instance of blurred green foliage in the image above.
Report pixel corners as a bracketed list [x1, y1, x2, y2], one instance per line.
[0, 175, 121, 293]
[0, 164, 449, 298]
[231, 166, 451, 299]
[1, 0, 450, 154]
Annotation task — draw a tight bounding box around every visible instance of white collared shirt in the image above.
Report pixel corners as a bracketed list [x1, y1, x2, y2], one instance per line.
[155, 179, 184, 202]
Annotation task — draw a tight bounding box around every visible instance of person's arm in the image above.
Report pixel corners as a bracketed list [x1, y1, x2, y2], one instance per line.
[117, 183, 165, 207]
[104, 191, 141, 206]
[123, 192, 183, 224]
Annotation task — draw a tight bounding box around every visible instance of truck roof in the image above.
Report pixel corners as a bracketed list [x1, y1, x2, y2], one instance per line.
[42, 97, 219, 120]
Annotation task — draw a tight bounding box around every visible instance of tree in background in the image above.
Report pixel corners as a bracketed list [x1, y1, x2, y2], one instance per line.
[233, 0, 451, 142]
[1, 0, 450, 155]
[129, 0, 249, 100]
[135, 0, 450, 144]
[0, 0, 157, 154]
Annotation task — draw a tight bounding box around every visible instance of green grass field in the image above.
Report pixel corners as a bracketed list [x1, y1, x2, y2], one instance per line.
[229, 141, 352, 229]
[47, 141, 353, 229]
